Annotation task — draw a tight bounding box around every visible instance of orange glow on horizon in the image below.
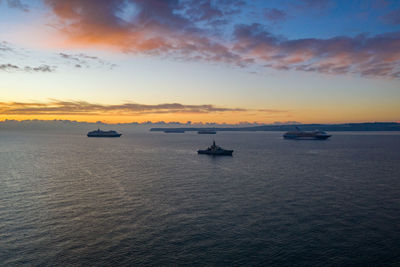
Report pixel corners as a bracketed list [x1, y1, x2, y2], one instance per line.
[0, 112, 291, 124]
[1, 111, 399, 125]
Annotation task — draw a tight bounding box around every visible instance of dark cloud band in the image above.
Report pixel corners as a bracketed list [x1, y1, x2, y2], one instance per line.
[0, 100, 286, 116]
[0, 64, 55, 72]
[0, 100, 289, 118]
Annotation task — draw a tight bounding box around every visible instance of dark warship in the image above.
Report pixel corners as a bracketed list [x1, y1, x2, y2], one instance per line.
[197, 141, 233, 156]
[87, 129, 122, 137]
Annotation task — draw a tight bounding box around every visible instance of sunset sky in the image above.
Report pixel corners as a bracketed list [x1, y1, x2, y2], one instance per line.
[0, 0, 399, 124]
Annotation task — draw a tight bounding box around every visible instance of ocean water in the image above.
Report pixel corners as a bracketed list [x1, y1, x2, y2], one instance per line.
[0, 130, 399, 266]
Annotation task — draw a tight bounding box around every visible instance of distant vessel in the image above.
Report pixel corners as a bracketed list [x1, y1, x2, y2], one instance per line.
[198, 141, 233, 156]
[164, 129, 185, 133]
[198, 130, 217, 134]
[283, 127, 331, 140]
[87, 129, 122, 137]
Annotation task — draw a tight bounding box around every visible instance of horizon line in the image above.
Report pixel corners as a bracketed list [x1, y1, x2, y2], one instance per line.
[1, 119, 399, 126]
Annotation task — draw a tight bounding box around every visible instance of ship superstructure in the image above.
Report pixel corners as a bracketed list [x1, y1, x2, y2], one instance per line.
[283, 127, 331, 140]
[87, 129, 122, 137]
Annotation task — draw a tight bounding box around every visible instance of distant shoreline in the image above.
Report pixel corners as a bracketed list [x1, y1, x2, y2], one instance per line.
[150, 122, 400, 132]
[0, 121, 399, 132]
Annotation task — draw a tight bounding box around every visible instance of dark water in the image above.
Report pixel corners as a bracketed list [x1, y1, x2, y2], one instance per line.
[0, 130, 399, 266]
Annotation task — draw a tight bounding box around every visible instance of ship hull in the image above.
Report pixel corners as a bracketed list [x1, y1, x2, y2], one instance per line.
[164, 131, 185, 133]
[197, 150, 233, 156]
[283, 135, 331, 140]
[198, 131, 216, 134]
[87, 134, 122, 137]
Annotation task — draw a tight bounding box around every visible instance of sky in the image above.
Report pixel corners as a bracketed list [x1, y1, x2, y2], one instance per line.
[0, 0, 399, 124]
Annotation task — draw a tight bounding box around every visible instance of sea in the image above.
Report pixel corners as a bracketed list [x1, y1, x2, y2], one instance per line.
[0, 130, 399, 266]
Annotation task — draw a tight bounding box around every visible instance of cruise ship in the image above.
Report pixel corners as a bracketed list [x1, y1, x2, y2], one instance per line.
[87, 129, 122, 137]
[198, 141, 233, 156]
[283, 127, 331, 140]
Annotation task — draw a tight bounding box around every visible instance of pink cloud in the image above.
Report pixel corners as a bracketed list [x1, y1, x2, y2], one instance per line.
[233, 24, 400, 78]
[42, 1, 400, 78]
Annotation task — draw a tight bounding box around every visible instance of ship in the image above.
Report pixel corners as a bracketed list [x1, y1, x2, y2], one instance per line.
[198, 130, 217, 134]
[197, 141, 233, 156]
[283, 127, 331, 140]
[87, 129, 122, 137]
[164, 129, 185, 133]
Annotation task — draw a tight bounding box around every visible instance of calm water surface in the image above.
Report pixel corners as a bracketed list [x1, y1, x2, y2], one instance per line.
[0, 131, 399, 266]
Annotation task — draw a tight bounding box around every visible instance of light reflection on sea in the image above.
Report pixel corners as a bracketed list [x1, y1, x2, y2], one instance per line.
[0, 130, 399, 265]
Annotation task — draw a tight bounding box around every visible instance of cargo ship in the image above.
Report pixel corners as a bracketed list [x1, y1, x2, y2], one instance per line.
[163, 129, 185, 133]
[198, 130, 217, 134]
[87, 129, 122, 137]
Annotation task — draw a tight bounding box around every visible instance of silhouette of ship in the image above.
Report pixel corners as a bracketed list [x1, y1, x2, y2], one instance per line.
[198, 141, 233, 156]
[87, 129, 122, 137]
[283, 127, 331, 140]
[198, 130, 217, 134]
[164, 129, 185, 133]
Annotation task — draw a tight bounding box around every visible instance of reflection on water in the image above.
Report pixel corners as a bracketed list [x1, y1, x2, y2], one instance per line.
[0, 131, 399, 265]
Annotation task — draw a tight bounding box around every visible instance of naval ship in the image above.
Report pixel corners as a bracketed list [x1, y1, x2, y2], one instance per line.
[198, 130, 217, 134]
[198, 141, 233, 156]
[87, 129, 122, 137]
[283, 127, 331, 140]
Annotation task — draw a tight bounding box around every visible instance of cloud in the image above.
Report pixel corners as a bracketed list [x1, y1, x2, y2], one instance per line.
[0, 0, 29, 11]
[0, 100, 245, 115]
[0, 63, 19, 71]
[0, 41, 31, 58]
[3, 0, 395, 79]
[0, 40, 115, 71]
[59, 52, 116, 69]
[272, 121, 301, 125]
[0, 41, 58, 72]
[382, 8, 400, 25]
[44, 0, 185, 50]
[233, 23, 400, 78]
[43, 0, 247, 66]
[294, 0, 333, 10]
[0, 41, 14, 53]
[0, 100, 286, 116]
[263, 8, 287, 24]
[24, 65, 55, 72]
[0, 63, 56, 72]
[179, 0, 246, 24]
